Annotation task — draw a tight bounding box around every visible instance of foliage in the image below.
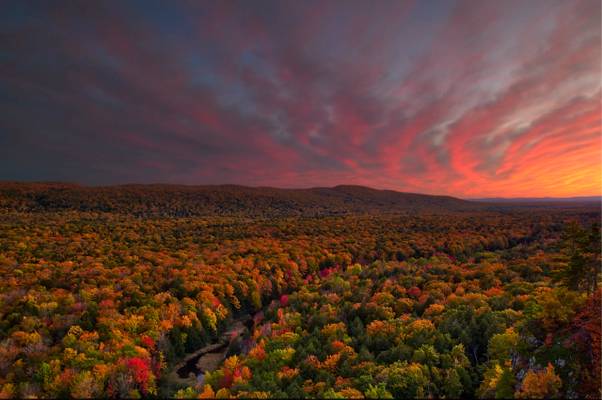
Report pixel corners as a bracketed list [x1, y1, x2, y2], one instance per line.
[0, 184, 599, 398]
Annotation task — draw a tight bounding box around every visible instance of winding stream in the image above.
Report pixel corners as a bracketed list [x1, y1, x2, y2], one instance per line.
[169, 315, 255, 385]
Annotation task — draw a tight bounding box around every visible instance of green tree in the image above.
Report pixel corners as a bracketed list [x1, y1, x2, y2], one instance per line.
[364, 383, 393, 399]
[558, 222, 601, 294]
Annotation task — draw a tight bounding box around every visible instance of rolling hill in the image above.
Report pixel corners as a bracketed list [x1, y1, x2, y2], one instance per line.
[0, 182, 482, 216]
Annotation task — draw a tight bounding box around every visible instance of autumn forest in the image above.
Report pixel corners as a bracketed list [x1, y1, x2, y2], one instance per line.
[0, 183, 599, 399]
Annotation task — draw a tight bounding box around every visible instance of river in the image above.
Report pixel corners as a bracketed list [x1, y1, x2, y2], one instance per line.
[167, 315, 254, 386]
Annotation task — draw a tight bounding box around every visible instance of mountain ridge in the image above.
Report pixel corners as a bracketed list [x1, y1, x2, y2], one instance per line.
[472, 196, 601, 203]
[0, 181, 480, 216]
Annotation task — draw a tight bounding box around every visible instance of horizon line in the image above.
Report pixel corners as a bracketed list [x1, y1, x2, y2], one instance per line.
[1, 179, 600, 201]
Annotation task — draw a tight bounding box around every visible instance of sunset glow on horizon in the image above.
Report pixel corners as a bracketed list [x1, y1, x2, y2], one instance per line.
[1, 0, 600, 197]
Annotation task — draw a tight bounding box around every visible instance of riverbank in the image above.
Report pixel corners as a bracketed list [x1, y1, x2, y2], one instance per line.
[163, 316, 251, 389]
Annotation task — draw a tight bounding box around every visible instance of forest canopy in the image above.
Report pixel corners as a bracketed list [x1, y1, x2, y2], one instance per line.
[0, 184, 599, 398]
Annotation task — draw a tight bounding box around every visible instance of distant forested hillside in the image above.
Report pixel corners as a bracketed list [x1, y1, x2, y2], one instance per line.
[0, 182, 479, 216]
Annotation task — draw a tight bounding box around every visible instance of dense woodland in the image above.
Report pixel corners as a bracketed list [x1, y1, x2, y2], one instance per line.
[0, 184, 600, 398]
[0, 183, 488, 217]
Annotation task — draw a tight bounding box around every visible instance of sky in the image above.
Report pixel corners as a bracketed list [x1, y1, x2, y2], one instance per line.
[0, 0, 600, 197]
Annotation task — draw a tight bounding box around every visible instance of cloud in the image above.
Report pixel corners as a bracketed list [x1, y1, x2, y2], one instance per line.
[0, 0, 599, 196]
